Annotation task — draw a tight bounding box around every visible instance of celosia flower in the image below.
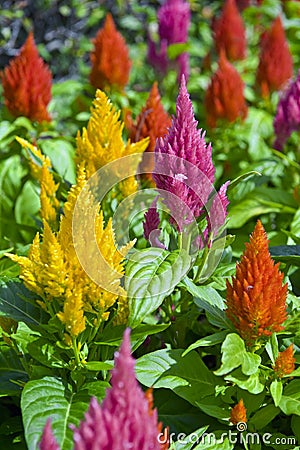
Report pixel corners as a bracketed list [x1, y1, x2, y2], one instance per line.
[226, 220, 288, 347]
[273, 344, 296, 378]
[255, 16, 293, 98]
[212, 0, 247, 61]
[204, 50, 248, 128]
[71, 328, 168, 449]
[126, 82, 171, 183]
[76, 89, 149, 197]
[1, 32, 52, 122]
[90, 13, 131, 91]
[39, 419, 59, 450]
[7, 166, 133, 338]
[154, 76, 229, 232]
[230, 399, 247, 425]
[143, 198, 165, 249]
[148, 0, 190, 81]
[273, 70, 300, 150]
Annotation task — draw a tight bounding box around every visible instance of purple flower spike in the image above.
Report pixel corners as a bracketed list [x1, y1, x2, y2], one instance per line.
[143, 199, 165, 248]
[39, 419, 60, 450]
[274, 70, 300, 150]
[153, 76, 218, 231]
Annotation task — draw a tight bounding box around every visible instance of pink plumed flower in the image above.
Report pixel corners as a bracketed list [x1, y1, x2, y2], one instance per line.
[143, 199, 165, 249]
[39, 419, 59, 450]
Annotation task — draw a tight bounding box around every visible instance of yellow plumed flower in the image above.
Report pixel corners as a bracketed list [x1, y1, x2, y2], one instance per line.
[76, 89, 149, 183]
[16, 136, 51, 180]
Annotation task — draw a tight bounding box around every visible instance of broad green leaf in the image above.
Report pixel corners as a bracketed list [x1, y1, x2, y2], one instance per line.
[265, 334, 279, 364]
[182, 330, 229, 356]
[269, 245, 300, 266]
[136, 348, 219, 407]
[21, 377, 109, 450]
[39, 138, 76, 184]
[126, 248, 191, 327]
[225, 369, 264, 394]
[0, 345, 28, 397]
[84, 361, 113, 371]
[249, 404, 280, 430]
[167, 42, 190, 59]
[195, 396, 230, 420]
[270, 380, 283, 407]
[0, 280, 48, 325]
[214, 334, 261, 376]
[170, 426, 210, 450]
[279, 395, 300, 416]
[27, 338, 68, 369]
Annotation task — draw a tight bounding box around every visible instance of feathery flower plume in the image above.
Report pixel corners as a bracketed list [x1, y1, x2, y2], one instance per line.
[126, 82, 171, 183]
[204, 50, 248, 128]
[148, 0, 190, 81]
[39, 419, 59, 450]
[273, 70, 300, 150]
[90, 13, 131, 91]
[256, 16, 293, 98]
[1, 32, 52, 122]
[212, 0, 247, 61]
[230, 399, 247, 425]
[226, 220, 288, 348]
[143, 198, 165, 249]
[154, 76, 229, 232]
[76, 89, 149, 197]
[273, 344, 296, 378]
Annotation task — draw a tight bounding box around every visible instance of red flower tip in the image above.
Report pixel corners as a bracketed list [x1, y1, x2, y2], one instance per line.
[204, 50, 248, 128]
[212, 0, 247, 61]
[256, 16, 293, 98]
[273, 344, 296, 378]
[90, 13, 131, 91]
[230, 399, 247, 425]
[226, 220, 288, 347]
[1, 32, 52, 122]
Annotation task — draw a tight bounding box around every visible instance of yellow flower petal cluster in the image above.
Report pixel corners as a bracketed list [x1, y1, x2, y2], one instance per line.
[76, 89, 149, 197]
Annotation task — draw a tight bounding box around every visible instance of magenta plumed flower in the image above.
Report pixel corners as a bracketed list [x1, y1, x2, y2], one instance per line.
[153, 76, 229, 232]
[274, 70, 300, 150]
[39, 419, 60, 450]
[148, 0, 190, 81]
[143, 199, 165, 248]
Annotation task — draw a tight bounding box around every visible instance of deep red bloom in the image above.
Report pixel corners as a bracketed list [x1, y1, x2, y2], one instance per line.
[212, 0, 246, 61]
[204, 50, 248, 128]
[226, 220, 288, 347]
[90, 13, 131, 91]
[273, 344, 296, 378]
[1, 32, 52, 122]
[256, 16, 293, 98]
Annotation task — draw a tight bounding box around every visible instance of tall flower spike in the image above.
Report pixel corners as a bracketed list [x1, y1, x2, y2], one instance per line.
[256, 16, 293, 98]
[212, 0, 247, 61]
[273, 70, 300, 150]
[90, 13, 131, 91]
[70, 328, 168, 449]
[204, 50, 248, 128]
[126, 82, 171, 184]
[154, 76, 216, 231]
[1, 32, 52, 122]
[39, 419, 60, 450]
[148, 0, 190, 81]
[230, 399, 247, 425]
[226, 220, 288, 348]
[273, 344, 296, 378]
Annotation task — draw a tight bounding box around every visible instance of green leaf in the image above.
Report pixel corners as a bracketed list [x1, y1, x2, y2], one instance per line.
[0, 280, 48, 325]
[214, 334, 261, 376]
[182, 331, 229, 356]
[269, 245, 300, 266]
[126, 248, 191, 327]
[270, 380, 283, 407]
[278, 395, 300, 416]
[0, 345, 28, 396]
[136, 348, 219, 407]
[265, 334, 279, 364]
[21, 377, 108, 450]
[248, 404, 280, 430]
[84, 361, 113, 371]
[167, 42, 190, 59]
[39, 138, 76, 184]
[224, 369, 265, 394]
[27, 338, 68, 369]
[228, 171, 262, 192]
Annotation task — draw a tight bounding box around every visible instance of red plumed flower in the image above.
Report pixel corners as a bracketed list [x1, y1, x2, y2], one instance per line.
[90, 13, 131, 91]
[212, 0, 246, 61]
[1, 32, 52, 122]
[226, 220, 288, 348]
[204, 50, 248, 128]
[230, 399, 247, 425]
[273, 344, 296, 378]
[256, 16, 293, 98]
[126, 82, 171, 183]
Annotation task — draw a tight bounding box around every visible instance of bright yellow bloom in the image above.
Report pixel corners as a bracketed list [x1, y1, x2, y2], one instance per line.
[16, 136, 51, 180]
[76, 89, 149, 198]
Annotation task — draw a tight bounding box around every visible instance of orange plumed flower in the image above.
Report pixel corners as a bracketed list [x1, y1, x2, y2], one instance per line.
[212, 0, 246, 61]
[90, 13, 131, 91]
[1, 32, 52, 122]
[273, 344, 296, 378]
[226, 220, 288, 348]
[256, 16, 293, 98]
[126, 82, 171, 183]
[204, 50, 248, 128]
[230, 399, 247, 425]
